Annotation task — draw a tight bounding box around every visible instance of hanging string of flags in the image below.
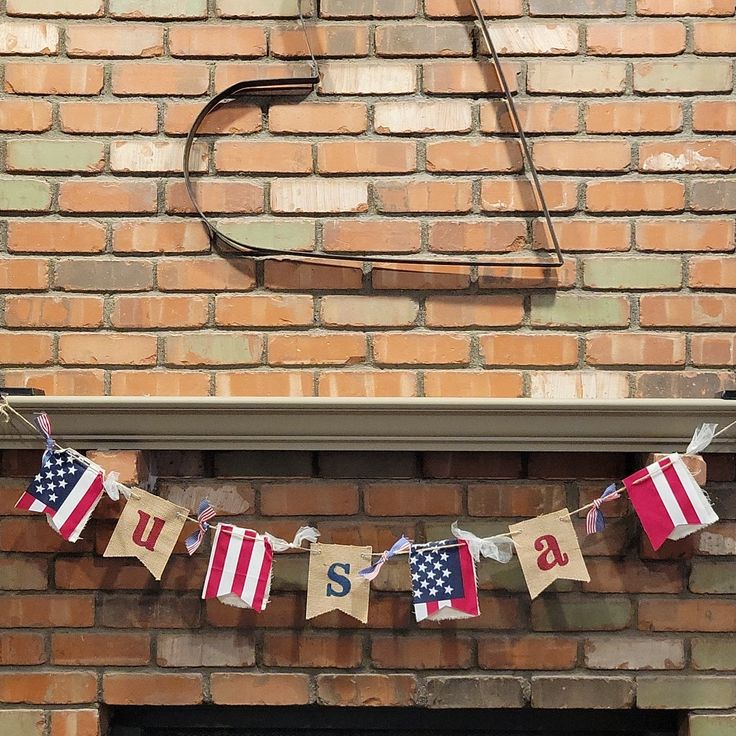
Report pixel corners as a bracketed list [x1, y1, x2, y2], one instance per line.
[1, 397, 734, 623]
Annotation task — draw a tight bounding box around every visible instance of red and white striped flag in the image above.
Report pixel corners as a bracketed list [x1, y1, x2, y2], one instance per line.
[623, 452, 718, 550]
[202, 524, 274, 610]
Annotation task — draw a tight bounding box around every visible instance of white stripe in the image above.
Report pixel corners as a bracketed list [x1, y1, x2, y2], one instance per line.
[414, 602, 428, 622]
[218, 527, 243, 599]
[438, 599, 452, 609]
[671, 454, 717, 525]
[201, 524, 222, 599]
[52, 466, 100, 528]
[649, 461, 687, 527]
[241, 536, 266, 607]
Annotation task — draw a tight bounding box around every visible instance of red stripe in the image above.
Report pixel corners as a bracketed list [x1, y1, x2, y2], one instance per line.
[661, 458, 701, 525]
[624, 468, 673, 551]
[251, 537, 273, 612]
[205, 524, 232, 599]
[15, 491, 48, 512]
[455, 540, 479, 616]
[426, 600, 440, 617]
[231, 529, 257, 599]
[57, 473, 103, 541]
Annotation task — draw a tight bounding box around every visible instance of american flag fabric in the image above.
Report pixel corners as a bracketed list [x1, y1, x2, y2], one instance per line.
[185, 499, 217, 555]
[410, 538, 479, 622]
[15, 449, 104, 542]
[585, 483, 622, 535]
[202, 524, 274, 610]
[623, 452, 718, 550]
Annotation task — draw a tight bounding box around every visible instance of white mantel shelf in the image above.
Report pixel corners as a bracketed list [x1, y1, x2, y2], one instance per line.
[0, 397, 734, 453]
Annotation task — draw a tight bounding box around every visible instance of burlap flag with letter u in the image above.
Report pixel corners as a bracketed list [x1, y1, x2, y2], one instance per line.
[103, 489, 188, 580]
[510, 510, 590, 600]
[306, 543, 372, 623]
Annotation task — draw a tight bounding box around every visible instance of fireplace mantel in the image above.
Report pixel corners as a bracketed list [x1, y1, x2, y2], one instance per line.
[1, 397, 734, 453]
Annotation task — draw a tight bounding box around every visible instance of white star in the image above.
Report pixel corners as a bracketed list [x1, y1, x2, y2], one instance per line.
[429, 587, 437, 596]
[440, 552, 449, 561]
[427, 570, 436, 579]
[442, 569, 451, 578]
[48, 493, 57, 502]
[34, 474, 42, 482]
[444, 585, 453, 594]
[55, 457, 64, 466]
[433, 560, 442, 570]
[58, 478, 67, 489]
[55, 468, 64, 477]
[412, 589, 421, 597]
[47, 481, 55, 491]
[411, 572, 419, 581]
[45, 471, 53, 480]
[418, 563, 427, 573]
[420, 580, 429, 589]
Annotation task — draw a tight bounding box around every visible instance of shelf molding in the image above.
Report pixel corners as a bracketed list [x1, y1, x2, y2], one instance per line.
[1, 397, 734, 453]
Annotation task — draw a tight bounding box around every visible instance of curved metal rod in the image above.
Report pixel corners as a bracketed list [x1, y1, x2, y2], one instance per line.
[182, 2, 564, 269]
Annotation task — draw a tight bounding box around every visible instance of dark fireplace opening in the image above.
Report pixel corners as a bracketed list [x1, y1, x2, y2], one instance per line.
[110, 705, 680, 736]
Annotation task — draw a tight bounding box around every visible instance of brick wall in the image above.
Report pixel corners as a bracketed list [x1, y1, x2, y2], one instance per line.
[2, 447, 736, 735]
[0, 0, 735, 399]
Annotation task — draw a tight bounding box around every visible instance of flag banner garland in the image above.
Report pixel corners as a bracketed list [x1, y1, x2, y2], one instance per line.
[185, 498, 216, 555]
[203, 524, 274, 610]
[585, 483, 621, 535]
[359, 535, 411, 580]
[623, 452, 718, 551]
[16, 449, 104, 543]
[306, 542, 372, 623]
[103, 489, 188, 580]
[510, 510, 590, 600]
[410, 539, 479, 622]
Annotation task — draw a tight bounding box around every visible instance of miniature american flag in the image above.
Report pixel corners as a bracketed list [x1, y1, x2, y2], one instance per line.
[15, 449, 104, 542]
[410, 538, 479, 622]
[202, 524, 274, 610]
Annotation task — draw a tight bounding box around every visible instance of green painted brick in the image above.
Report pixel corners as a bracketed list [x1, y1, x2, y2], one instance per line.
[690, 560, 736, 594]
[110, 0, 207, 18]
[0, 177, 52, 212]
[532, 597, 633, 631]
[583, 257, 682, 290]
[637, 676, 736, 709]
[689, 714, 736, 736]
[217, 220, 315, 252]
[691, 637, 736, 671]
[7, 140, 105, 173]
[531, 294, 630, 328]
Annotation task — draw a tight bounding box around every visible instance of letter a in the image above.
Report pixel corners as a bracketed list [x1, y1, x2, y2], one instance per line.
[131, 510, 165, 552]
[534, 534, 569, 572]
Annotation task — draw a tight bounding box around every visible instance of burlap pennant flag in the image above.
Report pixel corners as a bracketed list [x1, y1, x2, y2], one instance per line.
[306, 542, 372, 623]
[509, 510, 590, 600]
[103, 489, 188, 580]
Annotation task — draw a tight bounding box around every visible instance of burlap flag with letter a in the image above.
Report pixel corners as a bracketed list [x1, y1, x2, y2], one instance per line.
[509, 510, 590, 600]
[103, 489, 188, 580]
[306, 543, 372, 623]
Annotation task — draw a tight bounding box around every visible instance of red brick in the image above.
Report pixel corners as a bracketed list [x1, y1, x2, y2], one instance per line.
[216, 294, 313, 327]
[261, 482, 358, 516]
[59, 334, 157, 366]
[425, 296, 524, 327]
[0, 257, 48, 289]
[586, 332, 685, 366]
[269, 102, 367, 134]
[268, 333, 366, 366]
[587, 22, 685, 55]
[317, 674, 417, 706]
[50, 710, 101, 736]
[211, 674, 311, 705]
[373, 333, 471, 366]
[164, 101, 262, 135]
[693, 100, 736, 132]
[423, 61, 519, 94]
[481, 179, 578, 212]
[216, 370, 314, 397]
[166, 179, 264, 215]
[0, 333, 53, 366]
[636, 219, 734, 252]
[8, 220, 106, 253]
[640, 295, 736, 327]
[5, 295, 103, 328]
[639, 599, 736, 632]
[637, 0, 735, 14]
[66, 23, 163, 57]
[216, 140, 313, 174]
[0, 99, 52, 131]
[112, 62, 209, 96]
[371, 634, 474, 669]
[59, 179, 157, 214]
[169, 24, 265, 57]
[52, 633, 150, 666]
[587, 180, 684, 212]
[586, 101, 682, 133]
[263, 632, 363, 668]
[103, 673, 203, 705]
[0, 672, 96, 704]
[480, 334, 578, 367]
[317, 371, 416, 397]
[423, 371, 524, 398]
[584, 559, 683, 593]
[365, 482, 463, 516]
[468, 482, 566, 517]
[273, 24, 368, 57]
[5, 62, 103, 94]
[640, 140, 736, 172]
[427, 140, 522, 173]
[481, 100, 578, 134]
[479, 636, 578, 670]
[0, 633, 46, 665]
[318, 140, 416, 174]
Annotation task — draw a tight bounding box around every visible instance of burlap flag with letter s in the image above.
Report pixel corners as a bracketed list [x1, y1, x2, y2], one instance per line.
[509, 510, 590, 600]
[306, 542, 372, 623]
[103, 489, 188, 580]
